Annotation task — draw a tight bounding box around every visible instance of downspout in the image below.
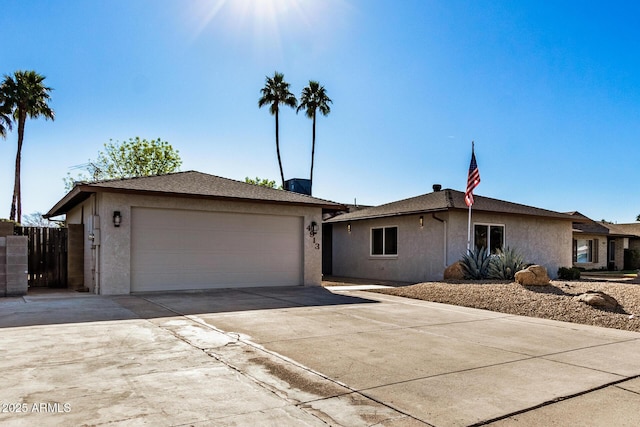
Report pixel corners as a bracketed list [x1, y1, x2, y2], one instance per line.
[432, 213, 448, 267]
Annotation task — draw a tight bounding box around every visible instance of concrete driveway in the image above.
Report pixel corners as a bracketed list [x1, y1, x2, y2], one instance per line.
[1, 286, 639, 426]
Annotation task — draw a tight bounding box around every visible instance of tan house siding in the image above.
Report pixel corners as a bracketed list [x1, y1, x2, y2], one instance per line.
[332, 213, 447, 282]
[614, 237, 626, 270]
[450, 211, 573, 276]
[67, 192, 323, 295]
[332, 210, 572, 282]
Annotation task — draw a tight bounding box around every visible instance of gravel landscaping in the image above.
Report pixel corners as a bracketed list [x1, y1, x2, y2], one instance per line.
[370, 280, 640, 332]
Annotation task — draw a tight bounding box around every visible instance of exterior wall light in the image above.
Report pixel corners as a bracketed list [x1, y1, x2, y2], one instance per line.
[419, 216, 424, 227]
[307, 221, 319, 236]
[347, 223, 351, 233]
[113, 211, 122, 227]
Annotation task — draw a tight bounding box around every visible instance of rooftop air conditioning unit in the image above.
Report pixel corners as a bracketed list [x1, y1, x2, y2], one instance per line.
[285, 178, 312, 196]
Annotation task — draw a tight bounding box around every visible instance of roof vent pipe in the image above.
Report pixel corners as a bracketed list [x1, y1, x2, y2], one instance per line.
[432, 184, 442, 192]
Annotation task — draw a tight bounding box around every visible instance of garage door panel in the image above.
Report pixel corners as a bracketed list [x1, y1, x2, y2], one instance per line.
[131, 207, 303, 292]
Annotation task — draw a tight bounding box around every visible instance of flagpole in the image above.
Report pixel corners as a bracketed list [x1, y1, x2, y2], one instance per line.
[466, 141, 475, 253]
[467, 203, 472, 253]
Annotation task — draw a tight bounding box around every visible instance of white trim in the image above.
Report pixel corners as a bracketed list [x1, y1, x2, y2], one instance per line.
[473, 222, 506, 252]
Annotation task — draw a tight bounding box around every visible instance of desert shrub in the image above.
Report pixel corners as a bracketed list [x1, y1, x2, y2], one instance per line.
[488, 247, 528, 280]
[460, 247, 491, 279]
[557, 266, 581, 280]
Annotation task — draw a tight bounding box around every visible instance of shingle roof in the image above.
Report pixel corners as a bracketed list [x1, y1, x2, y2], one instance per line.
[569, 212, 612, 235]
[604, 223, 640, 238]
[568, 212, 640, 237]
[325, 189, 574, 223]
[45, 171, 343, 218]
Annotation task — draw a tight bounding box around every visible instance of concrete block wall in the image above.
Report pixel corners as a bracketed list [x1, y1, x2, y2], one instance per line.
[0, 237, 5, 297]
[2, 236, 28, 297]
[0, 222, 13, 237]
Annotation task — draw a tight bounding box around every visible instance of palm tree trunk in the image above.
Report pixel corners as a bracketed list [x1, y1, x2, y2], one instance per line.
[11, 110, 25, 223]
[310, 112, 316, 194]
[275, 109, 285, 188]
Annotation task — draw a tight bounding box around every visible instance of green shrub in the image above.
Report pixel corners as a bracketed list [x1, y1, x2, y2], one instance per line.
[624, 249, 640, 270]
[488, 247, 528, 280]
[460, 247, 491, 279]
[557, 267, 581, 280]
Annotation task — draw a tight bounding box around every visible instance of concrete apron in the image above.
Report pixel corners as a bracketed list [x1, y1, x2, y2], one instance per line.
[0, 287, 638, 426]
[0, 290, 413, 426]
[141, 287, 640, 426]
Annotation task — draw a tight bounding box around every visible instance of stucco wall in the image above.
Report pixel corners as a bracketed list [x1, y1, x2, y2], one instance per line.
[449, 210, 573, 277]
[69, 192, 323, 295]
[614, 238, 626, 270]
[332, 213, 448, 282]
[66, 196, 96, 292]
[332, 210, 573, 282]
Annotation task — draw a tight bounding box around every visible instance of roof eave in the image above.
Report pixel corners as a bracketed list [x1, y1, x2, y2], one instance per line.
[326, 207, 449, 223]
[45, 185, 344, 218]
[329, 205, 576, 224]
[449, 206, 576, 221]
[44, 185, 93, 219]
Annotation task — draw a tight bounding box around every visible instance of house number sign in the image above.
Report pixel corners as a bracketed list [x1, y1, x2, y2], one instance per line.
[307, 221, 320, 250]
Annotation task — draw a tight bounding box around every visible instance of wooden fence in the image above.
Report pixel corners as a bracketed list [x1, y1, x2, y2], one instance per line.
[14, 227, 68, 288]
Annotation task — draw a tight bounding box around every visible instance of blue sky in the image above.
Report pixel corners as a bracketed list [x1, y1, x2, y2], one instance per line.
[1, 0, 638, 223]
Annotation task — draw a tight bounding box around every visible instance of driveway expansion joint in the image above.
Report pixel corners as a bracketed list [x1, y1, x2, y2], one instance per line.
[138, 294, 429, 426]
[468, 374, 640, 426]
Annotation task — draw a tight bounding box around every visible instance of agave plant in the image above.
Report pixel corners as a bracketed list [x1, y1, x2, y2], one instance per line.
[460, 247, 491, 279]
[488, 247, 528, 280]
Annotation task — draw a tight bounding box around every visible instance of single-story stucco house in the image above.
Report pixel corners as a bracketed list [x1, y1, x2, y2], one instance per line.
[45, 171, 342, 295]
[570, 212, 640, 270]
[324, 186, 576, 282]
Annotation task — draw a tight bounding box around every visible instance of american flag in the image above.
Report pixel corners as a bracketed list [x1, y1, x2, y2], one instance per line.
[464, 145, 480, 207]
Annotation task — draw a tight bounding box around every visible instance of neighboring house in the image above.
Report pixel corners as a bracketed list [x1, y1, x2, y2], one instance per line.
[611, 223, 640, 270]
[569, 212, 616, 270]
[570, 213, 640, 270]
[325, 186, 575, 282]
[45, 171, 342, 295]
[569, 212, 611, 270]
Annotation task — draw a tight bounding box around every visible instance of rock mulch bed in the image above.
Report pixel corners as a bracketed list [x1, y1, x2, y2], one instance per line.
[370, 280, 640, 332]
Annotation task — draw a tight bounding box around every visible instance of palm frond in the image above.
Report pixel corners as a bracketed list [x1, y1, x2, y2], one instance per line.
[297, 80, 332, 118]
[258, 71, 297, 114]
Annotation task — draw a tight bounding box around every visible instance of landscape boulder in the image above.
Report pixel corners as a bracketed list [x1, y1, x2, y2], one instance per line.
[514, 265, 550, 286]
[444, 261, 466, 280]
[573, 291, 619, 310]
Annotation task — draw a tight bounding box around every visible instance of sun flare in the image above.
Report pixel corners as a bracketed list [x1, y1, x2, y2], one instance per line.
[188, 0, 308, 43]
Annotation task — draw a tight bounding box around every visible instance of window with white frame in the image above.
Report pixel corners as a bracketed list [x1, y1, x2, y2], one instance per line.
[474, 224, 504, 253]
[371, 226, 398, 256]
[573, 238, 598, 263]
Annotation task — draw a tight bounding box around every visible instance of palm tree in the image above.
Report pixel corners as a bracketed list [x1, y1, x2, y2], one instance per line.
[297, 81, 332, 191]
[258, 72, 297, 188]
[0, 96, 12, 138]
[0, 70, 55, 223]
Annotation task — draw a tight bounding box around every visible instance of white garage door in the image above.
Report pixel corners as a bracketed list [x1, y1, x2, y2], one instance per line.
[131, 207, 303, 292]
